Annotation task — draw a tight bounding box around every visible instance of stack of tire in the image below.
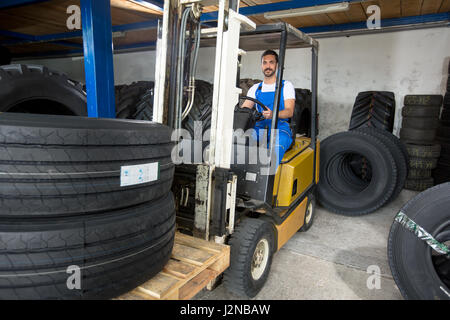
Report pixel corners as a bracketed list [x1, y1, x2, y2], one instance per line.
[317, 91, 407, 216]
[400, 95, 443, 191]
[0, 65, 176, 299]
[433, 67, 450, 185]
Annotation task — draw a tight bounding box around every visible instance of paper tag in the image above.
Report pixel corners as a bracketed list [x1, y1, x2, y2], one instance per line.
[245, 172, 257, 182]
[120, 162, 159, 187]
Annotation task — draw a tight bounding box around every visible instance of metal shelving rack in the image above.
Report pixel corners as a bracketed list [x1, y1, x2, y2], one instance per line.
[1, 0, 448, 119]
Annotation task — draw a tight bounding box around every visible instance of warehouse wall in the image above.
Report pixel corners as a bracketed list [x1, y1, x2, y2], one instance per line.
[22, 27, 450, 139]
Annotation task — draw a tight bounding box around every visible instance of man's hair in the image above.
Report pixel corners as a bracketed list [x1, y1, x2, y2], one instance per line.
[261, 49, 279, 63]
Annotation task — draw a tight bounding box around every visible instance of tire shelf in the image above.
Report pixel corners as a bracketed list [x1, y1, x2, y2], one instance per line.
[117, 232, 230, 300]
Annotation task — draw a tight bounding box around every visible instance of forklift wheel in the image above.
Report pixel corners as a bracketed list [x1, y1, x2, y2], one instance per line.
[223, 218, 275, 298]
[299, 193, 316, 232]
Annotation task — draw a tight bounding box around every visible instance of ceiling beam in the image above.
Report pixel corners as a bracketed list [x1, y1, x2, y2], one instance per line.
[201, 0, 363, 21]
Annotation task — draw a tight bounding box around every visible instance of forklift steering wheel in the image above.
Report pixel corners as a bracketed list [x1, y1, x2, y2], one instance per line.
[238, 96, 269, 122]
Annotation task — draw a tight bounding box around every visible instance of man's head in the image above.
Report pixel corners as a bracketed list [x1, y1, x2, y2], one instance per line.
[261, 50, 278, 78]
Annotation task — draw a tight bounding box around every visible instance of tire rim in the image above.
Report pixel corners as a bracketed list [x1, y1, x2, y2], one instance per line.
[251, 238, 269, 281]
[430, 225, 450, 289]
[305, 201, 313, 225]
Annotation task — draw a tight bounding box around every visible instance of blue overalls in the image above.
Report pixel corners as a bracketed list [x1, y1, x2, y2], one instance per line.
[253, 81, 293, 165]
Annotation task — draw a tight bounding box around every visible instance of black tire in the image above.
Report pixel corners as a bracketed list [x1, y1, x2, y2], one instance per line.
[115, 81, 154, 119]
[349, 91, 395, 132]
[0, 64, 86, 116]
[444, 92, 450, 108]
[133, 89, 154, 121]
[400, 127, 436, 145]
[402, 105, 441, 118]
[433, 169, 450, 184]
[404, 178, 434, 191]
[183, 80, 213, 139]
[439, 153, 450, 164]
[388, 182, 450, 299]
[441, 143, 450, 156]
[405, 143, 441, 158]
[404, 95, 443, 106]
[356, 127, 408, 202]
[408, 169, 432, 179]
[239, 78, 261, 97]
[0, 112, 175, 216]
[299, 193, 316, 232]
[0, 46, 11, 65]
[223, 218, 275, 298]
[293, 88, 313, 137]
[0, 192, 176, 300]
[441, 109, 450, 122]
[402, 117, 440, 130]
[317, 131, 397, 216]
[437, 125, 450, 140]
[409, 157, 438, 170]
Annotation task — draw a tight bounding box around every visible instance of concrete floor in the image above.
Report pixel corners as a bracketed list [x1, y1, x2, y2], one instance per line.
[196, 189, 419, 300]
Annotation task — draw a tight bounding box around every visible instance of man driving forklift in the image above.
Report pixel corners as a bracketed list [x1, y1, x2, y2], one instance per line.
[241, 49, 296, 165]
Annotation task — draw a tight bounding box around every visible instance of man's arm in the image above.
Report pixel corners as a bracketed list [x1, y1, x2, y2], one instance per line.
[241, 99, 255, 109]
[262, 99, 294, 119]
[241, 84, 258, 109]
[279, 99, 295, 118]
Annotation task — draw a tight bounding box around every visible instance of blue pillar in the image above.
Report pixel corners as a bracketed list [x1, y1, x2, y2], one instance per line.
[81, 0, 116, 118]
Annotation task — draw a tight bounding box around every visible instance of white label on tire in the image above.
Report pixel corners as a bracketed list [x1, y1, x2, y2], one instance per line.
[120, 162, 159, 187]
[246, 172, 257, 182]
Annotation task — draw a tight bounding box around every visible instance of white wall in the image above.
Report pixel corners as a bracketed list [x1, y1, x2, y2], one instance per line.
[21, 27, 450, 139]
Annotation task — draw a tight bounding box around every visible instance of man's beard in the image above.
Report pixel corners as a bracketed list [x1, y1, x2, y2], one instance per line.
[264, 69, 276, 77]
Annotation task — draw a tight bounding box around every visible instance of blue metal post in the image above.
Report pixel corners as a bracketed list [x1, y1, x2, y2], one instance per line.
[80, 0, 116, 118]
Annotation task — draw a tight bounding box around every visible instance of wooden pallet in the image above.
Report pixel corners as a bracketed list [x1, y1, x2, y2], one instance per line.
[117, 232, 230, 300]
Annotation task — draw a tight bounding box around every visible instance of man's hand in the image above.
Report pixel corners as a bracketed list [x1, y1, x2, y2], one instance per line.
[262, 109, 272, 119]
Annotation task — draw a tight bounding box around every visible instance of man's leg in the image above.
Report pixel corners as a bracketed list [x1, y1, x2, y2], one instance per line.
[274, 130, 293, 164]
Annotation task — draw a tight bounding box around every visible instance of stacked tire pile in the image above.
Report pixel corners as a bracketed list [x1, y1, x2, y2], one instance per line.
[433, 69, 450, 184]
[400, 95, 443, 191]
[0, 113, 176, 300]
[0, 65, 177, 299]
[317, 91, 408, 216]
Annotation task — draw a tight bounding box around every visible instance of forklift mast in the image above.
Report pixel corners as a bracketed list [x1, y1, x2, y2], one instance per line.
[153, 0, 256, 242]
[152, 0, 319, 243]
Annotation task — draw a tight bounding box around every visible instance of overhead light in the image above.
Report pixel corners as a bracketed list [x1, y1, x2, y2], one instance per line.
[129, 0, 163, 12]
[264, 2, 350, 19]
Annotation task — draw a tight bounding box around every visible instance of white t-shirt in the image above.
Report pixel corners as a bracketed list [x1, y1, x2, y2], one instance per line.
[247, 80, 296, 101]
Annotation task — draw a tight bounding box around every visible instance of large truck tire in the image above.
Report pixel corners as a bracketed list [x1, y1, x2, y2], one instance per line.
[388, 182, 450, 300]
[349, 91, 396, 132]
[317, 131, 397, 216]
[404, 95, 443, 107]
[355, 127, 407, 203]
[0, 192, 176, 300]
[400, 127, 436, 145]
[0, 113, 175, 216]
[0, 64, 86, 116]
[115, 81, 154, 119]
[0, 113, 176, 299]
[402, 105, 441, 118]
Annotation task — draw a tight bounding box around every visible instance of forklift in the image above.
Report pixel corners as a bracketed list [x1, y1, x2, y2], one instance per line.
[152, 0, 319, 298]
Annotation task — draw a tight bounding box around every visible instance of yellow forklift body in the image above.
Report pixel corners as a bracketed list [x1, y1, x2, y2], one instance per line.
[274, 196, 308, 250]
[272, 137, 320, 207]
